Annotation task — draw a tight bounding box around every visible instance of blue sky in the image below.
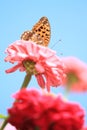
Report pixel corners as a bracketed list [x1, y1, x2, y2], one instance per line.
[0, 0, 87, 125]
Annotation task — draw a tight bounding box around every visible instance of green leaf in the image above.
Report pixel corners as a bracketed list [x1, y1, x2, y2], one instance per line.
[35, 126, 40, 130]
[0, 114, 7, 119]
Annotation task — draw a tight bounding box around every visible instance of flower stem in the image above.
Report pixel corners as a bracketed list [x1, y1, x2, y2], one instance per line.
[21, 73, 32, 89]
[0, 116, 9, 130]
[63, 84, 71, 99]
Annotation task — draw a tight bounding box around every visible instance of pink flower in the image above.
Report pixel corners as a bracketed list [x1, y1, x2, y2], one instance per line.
[4, 123, 16, 130]
[5, 40, 65, 91]
[61, 56, 87, 92]
[8, 89, 85, 130]
[0, 122, 16, 130]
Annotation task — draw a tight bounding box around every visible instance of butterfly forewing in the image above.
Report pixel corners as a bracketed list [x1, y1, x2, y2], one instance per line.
[32, 17, 51, 46]
[21, 17, 51, 46]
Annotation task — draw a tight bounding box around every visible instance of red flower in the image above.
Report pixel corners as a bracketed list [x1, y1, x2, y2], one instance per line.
[8, 89, 85, 130]
[8, 89, 41, 130]
[61, 56, 87, 92]
[81, 127, 87, 130]
[5, 40, 65, 91]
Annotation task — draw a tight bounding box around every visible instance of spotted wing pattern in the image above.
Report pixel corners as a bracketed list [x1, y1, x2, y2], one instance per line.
[21, 17, 51, 46]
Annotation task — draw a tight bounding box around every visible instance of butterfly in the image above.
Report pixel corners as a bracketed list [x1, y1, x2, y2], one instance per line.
[21, 17, 51, 46]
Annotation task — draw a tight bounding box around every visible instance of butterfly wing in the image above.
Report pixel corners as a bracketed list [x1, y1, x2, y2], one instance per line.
[32, 17, 51, 46]
[21, 30, 33, 41]
[21, 17, 51, 46]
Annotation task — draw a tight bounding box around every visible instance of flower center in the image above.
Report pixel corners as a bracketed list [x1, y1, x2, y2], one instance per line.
[67, 72, 79, 86]
[23, 60, 38, 75]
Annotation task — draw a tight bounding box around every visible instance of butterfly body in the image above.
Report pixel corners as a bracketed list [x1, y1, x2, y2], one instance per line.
[21, 17, 51, 46]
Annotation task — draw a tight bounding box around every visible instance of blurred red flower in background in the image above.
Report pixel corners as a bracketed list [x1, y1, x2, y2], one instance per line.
[8, 89, 85, 130]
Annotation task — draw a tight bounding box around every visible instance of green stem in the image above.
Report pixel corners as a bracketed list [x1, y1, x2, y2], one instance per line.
[21, 73, 32, 89]
[0, 116, 9, 130]
[63, 84, 71, 99]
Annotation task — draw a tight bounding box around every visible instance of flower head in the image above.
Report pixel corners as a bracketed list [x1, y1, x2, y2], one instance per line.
[8, 89, 85, 130]
[5, 40, 65, 91]
[61, 56, 87, 92]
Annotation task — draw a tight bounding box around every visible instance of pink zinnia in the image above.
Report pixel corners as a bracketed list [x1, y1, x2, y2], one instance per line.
[61, 56, 87, 92]
[7, 89, 85, 130]
[5, 40, 65, 91]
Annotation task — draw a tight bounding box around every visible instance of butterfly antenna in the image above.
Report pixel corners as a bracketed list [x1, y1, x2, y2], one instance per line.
[50, 39, 62, 49]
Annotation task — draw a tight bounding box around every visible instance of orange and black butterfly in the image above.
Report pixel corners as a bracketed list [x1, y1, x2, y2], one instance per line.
[21, 17, 51, 47]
